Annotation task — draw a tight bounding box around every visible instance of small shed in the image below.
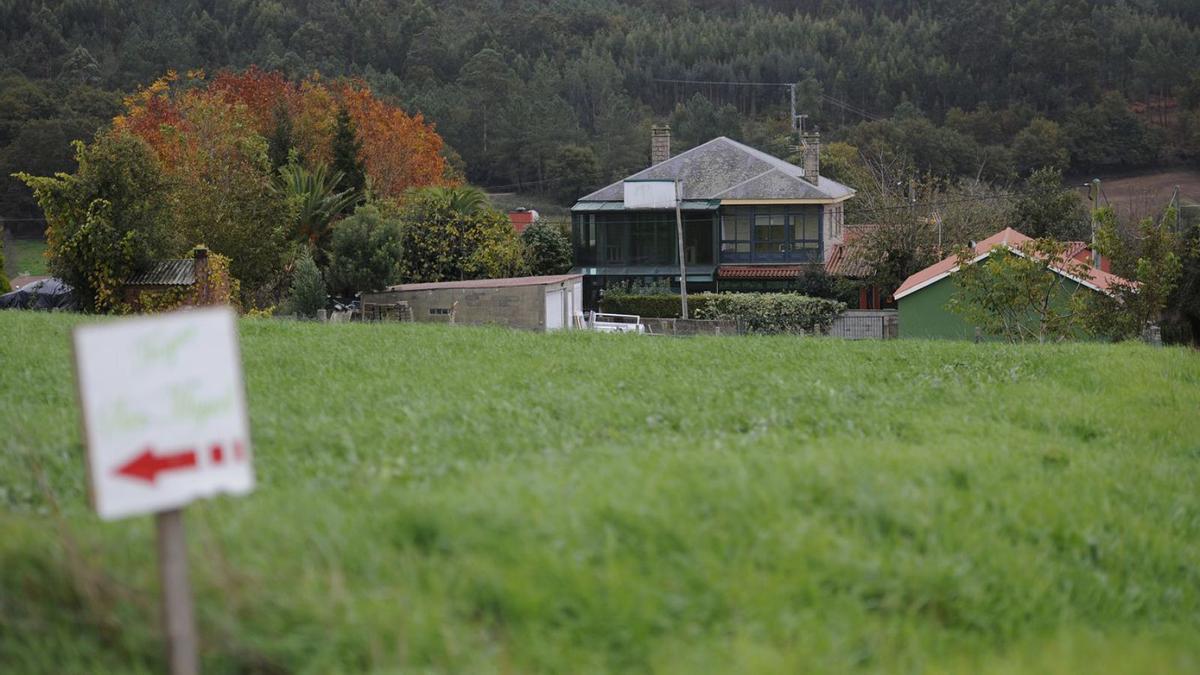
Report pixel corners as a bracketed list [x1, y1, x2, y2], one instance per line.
[893, 228, 1130, 339]
[361, 274, 584, 332]
[122, 246, 234, 311]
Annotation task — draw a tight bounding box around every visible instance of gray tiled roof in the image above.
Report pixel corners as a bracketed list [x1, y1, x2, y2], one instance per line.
[575, 136, 854, 206]
[125, 259, 196, 286]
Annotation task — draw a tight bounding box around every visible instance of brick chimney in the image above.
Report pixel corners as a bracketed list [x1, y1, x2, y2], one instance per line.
[651, 124, 671, 165]
[802, 132, 820, 183]
[192, 245, 211, 304]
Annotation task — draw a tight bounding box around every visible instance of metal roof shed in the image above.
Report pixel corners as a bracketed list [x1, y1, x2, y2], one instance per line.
[360, 275, 584, 332]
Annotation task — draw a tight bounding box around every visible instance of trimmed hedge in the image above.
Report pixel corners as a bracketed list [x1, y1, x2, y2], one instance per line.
[602, 292, 846, 334]
[600, 293, 715, 319]
[695, 293, 846, 334]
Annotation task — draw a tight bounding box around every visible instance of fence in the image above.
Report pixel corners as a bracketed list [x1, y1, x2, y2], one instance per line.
[827, 310, 899, 340]
[641, 317, 739, 336]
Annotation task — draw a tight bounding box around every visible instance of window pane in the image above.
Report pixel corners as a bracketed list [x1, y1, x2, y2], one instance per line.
[721, 215, 735, 240]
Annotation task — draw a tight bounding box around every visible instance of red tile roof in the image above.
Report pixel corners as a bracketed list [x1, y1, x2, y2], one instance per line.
[893, 227, 1132, 300]
[825, 225, 878, 278]
[717, 265, 806, 280]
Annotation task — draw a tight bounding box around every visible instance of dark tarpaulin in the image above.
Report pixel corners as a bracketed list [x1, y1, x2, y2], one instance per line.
[0, 278, 78, 310]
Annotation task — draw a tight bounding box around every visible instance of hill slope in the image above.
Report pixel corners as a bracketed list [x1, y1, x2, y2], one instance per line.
[1, 314, 1198, 673]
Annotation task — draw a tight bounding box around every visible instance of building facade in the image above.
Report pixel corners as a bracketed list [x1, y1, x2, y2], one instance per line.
[570, 132, 854, 308]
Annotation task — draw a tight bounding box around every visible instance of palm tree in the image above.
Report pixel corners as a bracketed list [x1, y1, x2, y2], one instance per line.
[416, 185, 490, 216]
[275, 163, 360, 248]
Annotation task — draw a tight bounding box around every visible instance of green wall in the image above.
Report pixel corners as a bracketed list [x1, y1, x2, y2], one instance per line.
[898, 273, 1094, 340]
[898, 277, 976, 339]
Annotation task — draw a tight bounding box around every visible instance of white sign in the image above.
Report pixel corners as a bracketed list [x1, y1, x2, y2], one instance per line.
[73, 307, 254, 520]
[623, 179, 678, 209]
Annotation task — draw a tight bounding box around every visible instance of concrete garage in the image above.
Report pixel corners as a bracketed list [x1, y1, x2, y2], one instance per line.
[361, 274, 584, 331]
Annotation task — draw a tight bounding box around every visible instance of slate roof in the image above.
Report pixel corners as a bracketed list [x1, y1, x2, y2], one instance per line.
[893, 228, 1132, 300]
[125, 259, 196, 286]
[574, 137, 855, 206]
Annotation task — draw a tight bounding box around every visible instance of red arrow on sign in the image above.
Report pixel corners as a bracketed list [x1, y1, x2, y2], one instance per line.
[115, 447, 198, 483]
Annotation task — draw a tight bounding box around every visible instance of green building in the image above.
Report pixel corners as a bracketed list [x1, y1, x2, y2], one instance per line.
[894, 228, 1128, 339]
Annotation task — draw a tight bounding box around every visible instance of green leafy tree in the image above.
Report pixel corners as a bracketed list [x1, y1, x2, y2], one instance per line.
[327, 205, 404, 296]
[400, 187, 523, 282]
[1012, 118, 1070, 174]
[1087, 207, 1183, 340]
[947, 238, 1093, 343]
[286, 249, 327, 317]
[161, 94, 294, 307]
[331, 106, 366, 201]
[1010, 168, 1087, 240]
[16, 131, 172, 312]
[521, 222, 572, 276]
[546, 144, 602, 204]
[670, 93, 742, 150]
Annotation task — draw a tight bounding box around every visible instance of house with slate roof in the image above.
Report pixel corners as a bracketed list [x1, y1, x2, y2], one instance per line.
[570, 127, 855, 308]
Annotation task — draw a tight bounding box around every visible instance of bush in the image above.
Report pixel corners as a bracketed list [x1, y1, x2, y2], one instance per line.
[521, 222, 572, 276]
[600, 293, 715, 319]
[696, 293, 846, 334]
[326, 205, 403, 296]
[286, 250, 327, 317]
[602, 292, 846, 334]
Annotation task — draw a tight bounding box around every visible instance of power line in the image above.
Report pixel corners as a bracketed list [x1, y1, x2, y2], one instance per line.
[650, 77, 883, 122]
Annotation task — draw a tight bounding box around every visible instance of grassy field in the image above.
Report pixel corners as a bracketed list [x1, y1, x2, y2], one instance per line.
[3, 237, 48, 276]
[1, 312, 1198, 674]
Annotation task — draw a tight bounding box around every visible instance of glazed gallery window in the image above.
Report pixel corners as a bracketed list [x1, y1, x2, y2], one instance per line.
[720, 206, 822, 261]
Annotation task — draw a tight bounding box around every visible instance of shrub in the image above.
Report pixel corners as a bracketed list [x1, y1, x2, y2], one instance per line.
[602, 292, 846, 334]
[600, 293, 716, 319]
[521, 222, 572, 276]
[399, 187, 524, 282]
[286, 250, 327, 317]
[696, 293, 846, 334]
[326, 205, 403, 296]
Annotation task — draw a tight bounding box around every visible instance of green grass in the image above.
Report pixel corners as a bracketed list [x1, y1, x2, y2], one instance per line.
[2, 312, 1199, 674]
[4, 237, 48, 276]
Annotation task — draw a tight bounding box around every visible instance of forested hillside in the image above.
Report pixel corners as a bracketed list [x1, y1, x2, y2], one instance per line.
[3, 0, 1200, 220]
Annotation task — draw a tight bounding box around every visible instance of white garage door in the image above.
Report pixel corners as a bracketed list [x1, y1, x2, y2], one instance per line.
[545, 290, 564, 330]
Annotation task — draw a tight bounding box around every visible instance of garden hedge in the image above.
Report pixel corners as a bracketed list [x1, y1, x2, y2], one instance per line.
[601, 292, 846, 334]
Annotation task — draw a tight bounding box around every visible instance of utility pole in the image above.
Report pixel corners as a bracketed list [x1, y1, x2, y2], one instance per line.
[674, 178, 689, 319]
[1089, 178, 1101, 267]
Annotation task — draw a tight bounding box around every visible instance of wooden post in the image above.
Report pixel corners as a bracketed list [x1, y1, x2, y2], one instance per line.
[156, 509, 198, 675]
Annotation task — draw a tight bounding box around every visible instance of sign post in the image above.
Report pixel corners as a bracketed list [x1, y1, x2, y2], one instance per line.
[72, 307, 254, 675]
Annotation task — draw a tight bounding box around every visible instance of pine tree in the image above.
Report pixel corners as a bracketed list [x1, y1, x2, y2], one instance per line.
[287, 250, 327, 317]
[267, 104, 296, 171]
[331, 107, 366, 203]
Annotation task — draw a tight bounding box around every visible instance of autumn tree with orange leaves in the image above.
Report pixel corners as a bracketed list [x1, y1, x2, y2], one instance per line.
[24, 68, 454, 309]
[124, 68, 451, 200]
